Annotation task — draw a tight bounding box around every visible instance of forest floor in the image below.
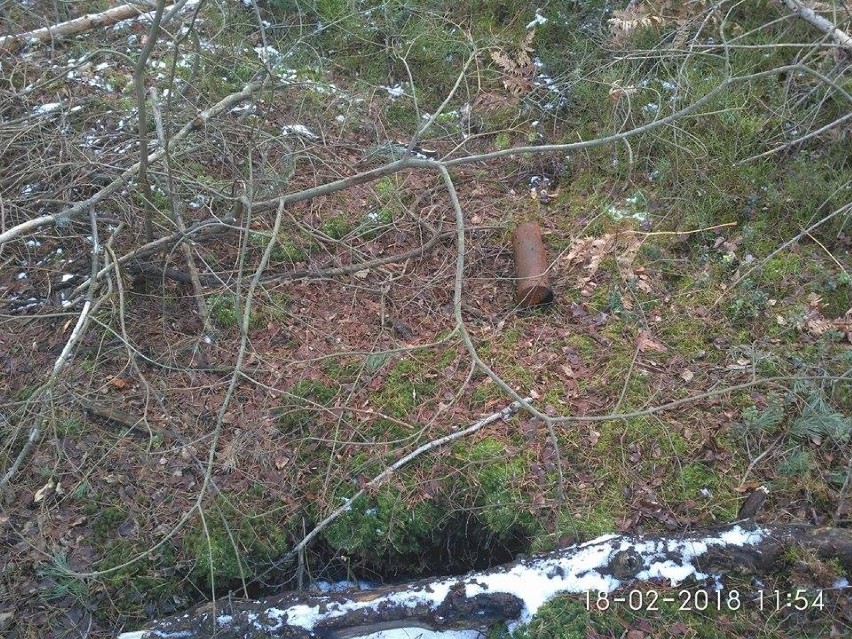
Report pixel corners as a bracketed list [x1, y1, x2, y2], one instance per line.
[1, 1, 850, 638]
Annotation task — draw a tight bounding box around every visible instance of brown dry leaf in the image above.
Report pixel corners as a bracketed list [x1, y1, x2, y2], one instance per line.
[490, 50, 517, 73]
[615, 234, 645, 281]
[608, 6, 664, 47]
[563, 234, 617, 292]
[490, 31, 537, 97]
[637, 330, 668, 353]
[517, 30, 535, 67]
[34, 480, 55, 503]
[608, 83, 639, 103]
[681, 369, 694, 382]
[109, 377, 129, 390]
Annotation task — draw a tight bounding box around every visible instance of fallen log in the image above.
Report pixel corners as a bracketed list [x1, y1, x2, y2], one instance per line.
[118, 523, 852, 639]
[0, 0, 199, 53]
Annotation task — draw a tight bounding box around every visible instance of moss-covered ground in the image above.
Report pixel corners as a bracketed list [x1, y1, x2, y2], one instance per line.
[0, 1, 849, 638]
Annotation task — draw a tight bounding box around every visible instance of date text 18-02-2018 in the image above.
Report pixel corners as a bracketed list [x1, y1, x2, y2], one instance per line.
[585, 588, 825, 612]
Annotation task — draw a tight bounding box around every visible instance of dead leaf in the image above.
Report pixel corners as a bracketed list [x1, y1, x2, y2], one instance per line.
[109, 377, 129, 390]
[637, 330, 667, 353]
[681, 369, 694, 382]
[34, 480, 55, 503]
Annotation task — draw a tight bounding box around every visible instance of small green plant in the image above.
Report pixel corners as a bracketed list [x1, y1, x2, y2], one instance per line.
[38, 552, 89, 603]
[789, 386, 850, 444]
[778, 447, 813, 476]
[727, 278, 769, 323]
[55, 415, 85, 437]
[207, 293, 261, 330]
[735, 396, 785, 438]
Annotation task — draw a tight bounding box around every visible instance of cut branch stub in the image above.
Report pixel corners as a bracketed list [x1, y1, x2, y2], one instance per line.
[512, 222, 553, 307]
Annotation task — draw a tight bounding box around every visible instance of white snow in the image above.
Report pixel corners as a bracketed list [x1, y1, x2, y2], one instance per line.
[281, 124, 318, 139]
[384, 84, 405, 98]
[526, 9, 548, 30]
[32, 102, 61, 116]
[61, 273, 75, 283]
[120, 526, 767, 638]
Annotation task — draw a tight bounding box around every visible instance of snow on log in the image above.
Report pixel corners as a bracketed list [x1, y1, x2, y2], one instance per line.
[0, 1, 199, 53]
[117, 523, 852, 639]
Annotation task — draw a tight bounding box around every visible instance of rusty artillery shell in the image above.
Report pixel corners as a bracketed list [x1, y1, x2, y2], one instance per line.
[512, 222, 554, 307]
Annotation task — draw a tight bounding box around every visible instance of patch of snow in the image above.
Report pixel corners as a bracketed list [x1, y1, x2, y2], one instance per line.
[230, 103, 257, 117]
[281, 124, 318, 139]
[16, 272, 27, 280]
[834, 577, 849, 589]
[384, 84, 405, 99]
[32, 102, 62, 116]
[526, 9, 548, 30]
[61, 273, 75, 283]
[26, 239, 42, 248]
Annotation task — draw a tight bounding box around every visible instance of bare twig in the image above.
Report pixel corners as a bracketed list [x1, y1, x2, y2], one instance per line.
[0, 80, 262, 245]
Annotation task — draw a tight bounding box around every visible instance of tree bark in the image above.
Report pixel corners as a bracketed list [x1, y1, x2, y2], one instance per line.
[118, 523, 852, 639]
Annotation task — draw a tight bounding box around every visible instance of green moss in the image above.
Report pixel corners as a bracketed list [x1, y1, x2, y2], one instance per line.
[272, 236, 309, 263]
[187, 498, 292, 586]
[457, 437, 539, 539]
[510, 597, 589, 639]
[556, 501, 619, 539]
[279, 379, 338, 431]
[207, 293, 262, 330]
[321, 214, 353, 240]
[322, 485, 442, 560]
[372, 357, 437, 419]
[93, 506, 127, 542]
[658, 315, 711, 358]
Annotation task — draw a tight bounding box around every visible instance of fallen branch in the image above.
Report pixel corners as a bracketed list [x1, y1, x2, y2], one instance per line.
[779, 0, 852, 51]
[118, 523, 852, 639]
[0, 80, 261, 246]
[0, 1, 200, 53]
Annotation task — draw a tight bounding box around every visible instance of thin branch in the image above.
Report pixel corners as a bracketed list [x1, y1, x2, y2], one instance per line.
[287, 396, 533, 560]
[0, 80, 263, 246]
[779, 0, 852, 51]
